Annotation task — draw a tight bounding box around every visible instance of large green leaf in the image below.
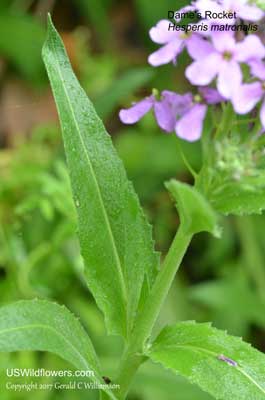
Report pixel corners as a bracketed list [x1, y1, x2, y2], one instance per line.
[166, 180, 220, 237]
[42, 16, 159, 338]
[147, 321, 265, 400]
[0, 300, 117, 400]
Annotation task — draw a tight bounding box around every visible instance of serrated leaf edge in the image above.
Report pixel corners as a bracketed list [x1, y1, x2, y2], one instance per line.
[147, 321, 265, 397]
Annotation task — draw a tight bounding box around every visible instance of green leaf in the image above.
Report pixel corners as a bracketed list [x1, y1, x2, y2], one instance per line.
[211, 182, 265, 216]
[166, 180, 220, 237]
[147, 321, 265, 400]
[42, 16, 159, 338]
[0, 300, 117, 400]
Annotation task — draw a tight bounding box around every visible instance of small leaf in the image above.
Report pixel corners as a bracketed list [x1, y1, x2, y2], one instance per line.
[0, 300, 117, 400]
[166, 180, 220, 237]
[42, 16, 159, 338]
[147, 321, 265, 400]
[211, 182, 265, 216]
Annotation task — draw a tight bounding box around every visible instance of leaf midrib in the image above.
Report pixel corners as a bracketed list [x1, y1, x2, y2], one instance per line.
[150, 343, 265, 395]
[48, 32, 128, 309]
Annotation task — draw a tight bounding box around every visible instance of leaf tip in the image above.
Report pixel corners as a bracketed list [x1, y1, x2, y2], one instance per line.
[42, 13, 59, 67]
[46, 13, 54, 30]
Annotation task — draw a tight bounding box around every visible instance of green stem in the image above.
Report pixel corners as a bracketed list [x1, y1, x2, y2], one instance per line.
[111, 226, 192, 399]
[235, 216, 265, 302]
[114, 351, 145, 399]
[132, 226, 192, 349]
[216, 103, 234, 139]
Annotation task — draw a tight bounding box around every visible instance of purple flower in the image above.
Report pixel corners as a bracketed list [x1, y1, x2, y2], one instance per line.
[119, 88, 224, 142]
[148, 20, 203, 67]
[176, 87, 224, 141]
[186, 31, 265, 99]
[196, 0, 264, 23]
[119, 91, 191, 133]
[232, 60, 265, 129]
[198, 86, 225, 104]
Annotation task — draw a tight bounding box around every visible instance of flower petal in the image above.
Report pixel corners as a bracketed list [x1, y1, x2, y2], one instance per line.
[249, 59, 265, 80]
[148, 39, 183, 66]
[211, 31, 236, 53]
[149, 20, 178, 44]
[185, 53, 220, 85]
[236, 35, 265, 62]
[154, 100, 175, 132]
[237, 4, 264, 21]
[186, 34, 214, 60]
[217, 60, 242, 99]
[199, 87, 225, 104]
[119, 96, 154, 124]
[176, 104, 207, 142]
[154, 91, 194, 132]
[232, 82, 263, 114]
[196, 0, 223, 15]
[162, 90, 193, 115]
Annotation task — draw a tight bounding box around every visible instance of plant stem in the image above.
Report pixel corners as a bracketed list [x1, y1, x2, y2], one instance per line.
[132, 226, 192, 349]
[112, 226, 192, 399]
[216, 103, 234, 139]
[235, 216, 265, 302]
[114, 350, 145, 399]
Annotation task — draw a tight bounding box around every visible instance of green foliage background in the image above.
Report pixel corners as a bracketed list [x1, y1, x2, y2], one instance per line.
[0, 1, 264, 399]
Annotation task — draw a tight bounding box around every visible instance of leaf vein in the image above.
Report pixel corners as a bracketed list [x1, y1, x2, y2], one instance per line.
[48, 32, 128, 308]
[152, 344, 265, 395]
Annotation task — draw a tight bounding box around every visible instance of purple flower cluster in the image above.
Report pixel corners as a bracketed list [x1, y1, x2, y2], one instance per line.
[119, 88, 223, 141]
[119, 0, 265, 141]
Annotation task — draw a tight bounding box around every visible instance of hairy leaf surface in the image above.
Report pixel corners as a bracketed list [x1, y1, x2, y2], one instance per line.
[42, 16, 159, 338]
[166, 180, 220, 237]
[0, 300, 118, 398]
[147, 321, 265, 400]
[211, 182, 265, 216]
